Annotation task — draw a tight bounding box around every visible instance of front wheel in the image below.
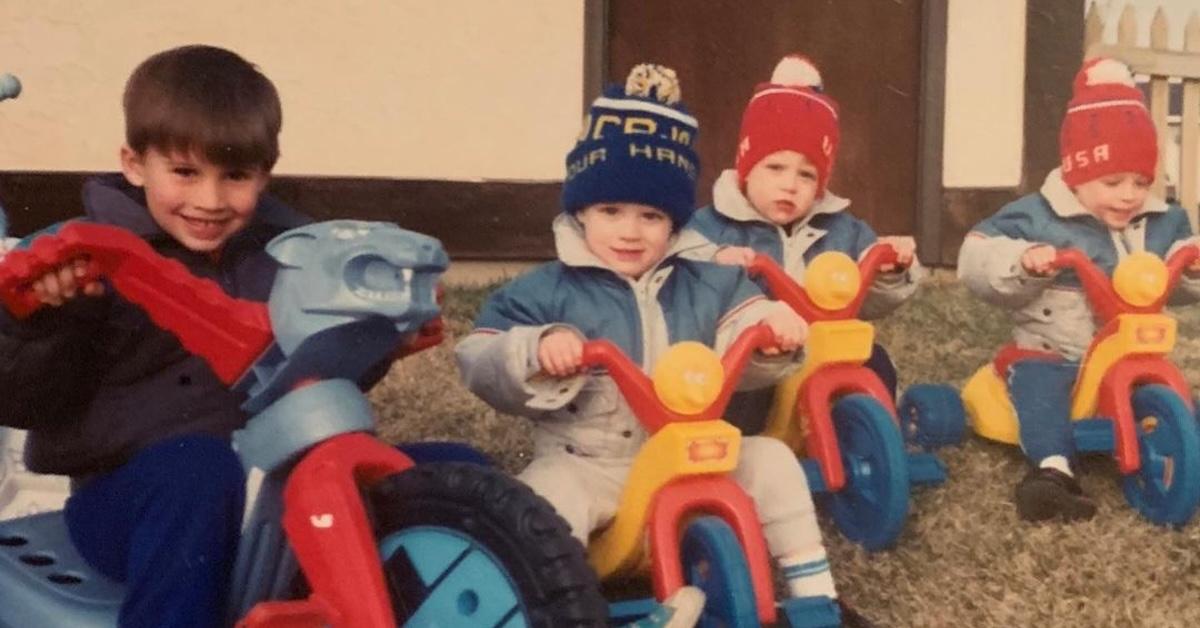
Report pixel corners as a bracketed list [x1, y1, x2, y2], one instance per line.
[1121, 385, 1200, 526]
[829, 394, 910, 551]
[680, 516, 759, 628]
[370, 462, 608, 627]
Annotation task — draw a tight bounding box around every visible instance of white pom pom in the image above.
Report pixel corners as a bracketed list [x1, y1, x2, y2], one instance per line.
[1084, 58, 1135, 88]
[770, 55, 822, 88]
[625, 63, 681, 105]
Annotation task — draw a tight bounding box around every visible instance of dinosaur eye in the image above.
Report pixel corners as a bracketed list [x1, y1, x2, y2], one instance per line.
[345, 255, 410, 297]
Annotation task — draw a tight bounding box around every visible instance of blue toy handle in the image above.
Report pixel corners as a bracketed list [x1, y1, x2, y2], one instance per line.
[0, 73, 20, 102]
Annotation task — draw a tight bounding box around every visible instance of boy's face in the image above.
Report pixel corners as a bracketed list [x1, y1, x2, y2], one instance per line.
[1073, 172, 1151, 229]
[744, 150, 820, 226]
[120, 146, 269, 256]
[576, 202, 673, 280]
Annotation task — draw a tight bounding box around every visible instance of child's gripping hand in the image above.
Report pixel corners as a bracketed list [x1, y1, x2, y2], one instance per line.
[877, 236, 916, 273]
[1020, 244, 1058, 277]
[31, 258, 105, 307]
[537, 328, 585, 377]
[714, 246, 757, 267]
[760, 306, 807, 356]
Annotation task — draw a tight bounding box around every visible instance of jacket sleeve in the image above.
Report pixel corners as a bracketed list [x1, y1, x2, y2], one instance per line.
[837, 216, 923, 320]
[713, 272, 800, 391]
[0, 300, 105, 429]
[1164, 209, 1200, 306]
[956, 208, 1053, 308]
[454, 283, 585, 417]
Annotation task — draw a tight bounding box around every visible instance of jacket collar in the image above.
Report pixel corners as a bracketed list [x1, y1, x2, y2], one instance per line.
[1040, 167, 1167, 220]
[710, 168, 850, 226]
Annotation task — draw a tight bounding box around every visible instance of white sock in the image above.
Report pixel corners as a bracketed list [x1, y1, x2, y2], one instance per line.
[1039, 455, 1072, 476]
[625, 586, 705, 628]
[779, 549, 837, 599]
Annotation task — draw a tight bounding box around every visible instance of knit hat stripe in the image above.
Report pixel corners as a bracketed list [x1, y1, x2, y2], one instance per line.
[749, 87, 840, 119]
[591, 96, 699, 127]
[1066, 99, 1148, 114]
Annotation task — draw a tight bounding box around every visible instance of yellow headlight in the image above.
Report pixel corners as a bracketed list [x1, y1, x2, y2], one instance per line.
[652, 341, 724, 414]
[806, 252, 861, 311]
[1113, 251, 1167, 307]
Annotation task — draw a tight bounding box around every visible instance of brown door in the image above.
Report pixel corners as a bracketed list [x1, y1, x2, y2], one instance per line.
[606, 0, 922, 237]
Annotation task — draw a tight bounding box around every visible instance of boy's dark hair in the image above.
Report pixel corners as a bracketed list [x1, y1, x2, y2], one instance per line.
[124, 45, 282, 171]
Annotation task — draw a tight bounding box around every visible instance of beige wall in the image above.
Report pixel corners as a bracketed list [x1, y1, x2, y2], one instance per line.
[942, 0, 1027, 189]
[0, 1, 584, 180]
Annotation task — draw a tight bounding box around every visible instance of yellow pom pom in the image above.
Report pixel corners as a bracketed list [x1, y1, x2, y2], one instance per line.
[1113, 251, 1167, 306]
[652, 342, 724, 414]
[806, 252, 861, 311]
[625, 63, 681, 105]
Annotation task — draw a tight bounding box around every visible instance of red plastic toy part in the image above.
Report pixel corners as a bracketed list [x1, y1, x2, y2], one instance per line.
[747, 243, 901, 321]
[801, 363, 898, 492]
[648, 476, 777, 625]
[1050, 246, 1200, 322]
[0, 222, 273, 383]
[579, 324, 778, 433]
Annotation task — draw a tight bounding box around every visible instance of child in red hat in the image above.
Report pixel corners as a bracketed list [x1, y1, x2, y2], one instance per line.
[958, 57, 1200, 522]
[684, 54, 923, 431]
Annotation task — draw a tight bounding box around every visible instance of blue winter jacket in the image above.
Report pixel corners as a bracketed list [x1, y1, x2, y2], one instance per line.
[0, 174, 310, 476]
[683, 170, 921, 319]
[958, 168, 1200, 360]
[456, 214, 794, 459]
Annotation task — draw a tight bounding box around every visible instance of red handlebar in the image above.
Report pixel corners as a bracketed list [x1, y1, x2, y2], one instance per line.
[579, 323, 779, 434]
[747, 242, 901, 321]
[1048, 246, 1200, 322]
[0, 222, 273, 383]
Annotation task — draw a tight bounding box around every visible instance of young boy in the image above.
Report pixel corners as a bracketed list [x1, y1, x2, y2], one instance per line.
[457, 64, 869, 626]
[682, 54, 923, 431]
[0, 45, 308, 626]
[958, 57, 1200, 522]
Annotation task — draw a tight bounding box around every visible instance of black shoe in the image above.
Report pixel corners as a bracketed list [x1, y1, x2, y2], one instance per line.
[838, 600, 875, 628]
[1014, 467, 1097, 522]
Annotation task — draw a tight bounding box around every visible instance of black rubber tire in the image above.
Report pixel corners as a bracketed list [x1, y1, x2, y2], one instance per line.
[369, 461, 609, 627]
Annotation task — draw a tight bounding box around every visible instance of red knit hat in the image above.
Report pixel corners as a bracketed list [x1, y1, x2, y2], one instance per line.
[1059, 57, 1157, 187]
[735, 55, 840, 195]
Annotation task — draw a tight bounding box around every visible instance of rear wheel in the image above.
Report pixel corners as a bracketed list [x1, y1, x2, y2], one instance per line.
[370, 462, 608, 627]
[897, 384, 967, 449]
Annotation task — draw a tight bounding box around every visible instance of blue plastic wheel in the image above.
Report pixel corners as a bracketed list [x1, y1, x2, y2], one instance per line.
[897, 384, 967, 449]
[379, 526, 528, 627]
[1121, 385, 1200, 526]
[680, 516, 759, 628]
[829, 394, 910, 551]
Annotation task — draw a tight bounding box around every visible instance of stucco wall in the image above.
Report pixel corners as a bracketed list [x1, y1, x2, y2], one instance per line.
[0, 1, 584, 180]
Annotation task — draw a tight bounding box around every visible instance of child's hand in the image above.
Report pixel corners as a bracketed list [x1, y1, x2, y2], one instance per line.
[714, 246, 757, 267]
[537, 328, 585, 377]
[759, 307, 807, 356]
[877, 236, 916, 273]
[1020, 245, 1058, 276]
[31, 258, 105, 307]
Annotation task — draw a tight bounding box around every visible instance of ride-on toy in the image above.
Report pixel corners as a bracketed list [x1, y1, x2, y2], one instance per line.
[962, 247, 1200, 526]
[0, 221, 609, 627]
[747, 246, 966, 551]
[583, 325, 843, 628]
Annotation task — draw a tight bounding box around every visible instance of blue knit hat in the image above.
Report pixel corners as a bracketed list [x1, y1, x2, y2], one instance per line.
[562, 64, 700, 227]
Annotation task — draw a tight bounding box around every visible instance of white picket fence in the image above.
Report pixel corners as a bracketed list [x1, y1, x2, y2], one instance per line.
[1085, 2, 1200, 226]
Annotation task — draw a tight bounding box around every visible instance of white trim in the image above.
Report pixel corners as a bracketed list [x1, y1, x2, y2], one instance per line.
[747, 87, 839, 119]
[1066, 99, 1148, 114]
[591, 97, 699, 127]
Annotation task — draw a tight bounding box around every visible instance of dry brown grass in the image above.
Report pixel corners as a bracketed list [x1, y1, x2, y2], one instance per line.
[369, 275, 1200, 627]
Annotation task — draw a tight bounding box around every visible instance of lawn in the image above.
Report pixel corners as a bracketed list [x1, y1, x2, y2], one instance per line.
[368, 274, 1200, 627]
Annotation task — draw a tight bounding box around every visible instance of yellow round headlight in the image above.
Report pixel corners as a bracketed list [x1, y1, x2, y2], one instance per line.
[652, 341, 725, 414]
[806, 252, 861, 311]
[1113, 251, 1168, 307]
